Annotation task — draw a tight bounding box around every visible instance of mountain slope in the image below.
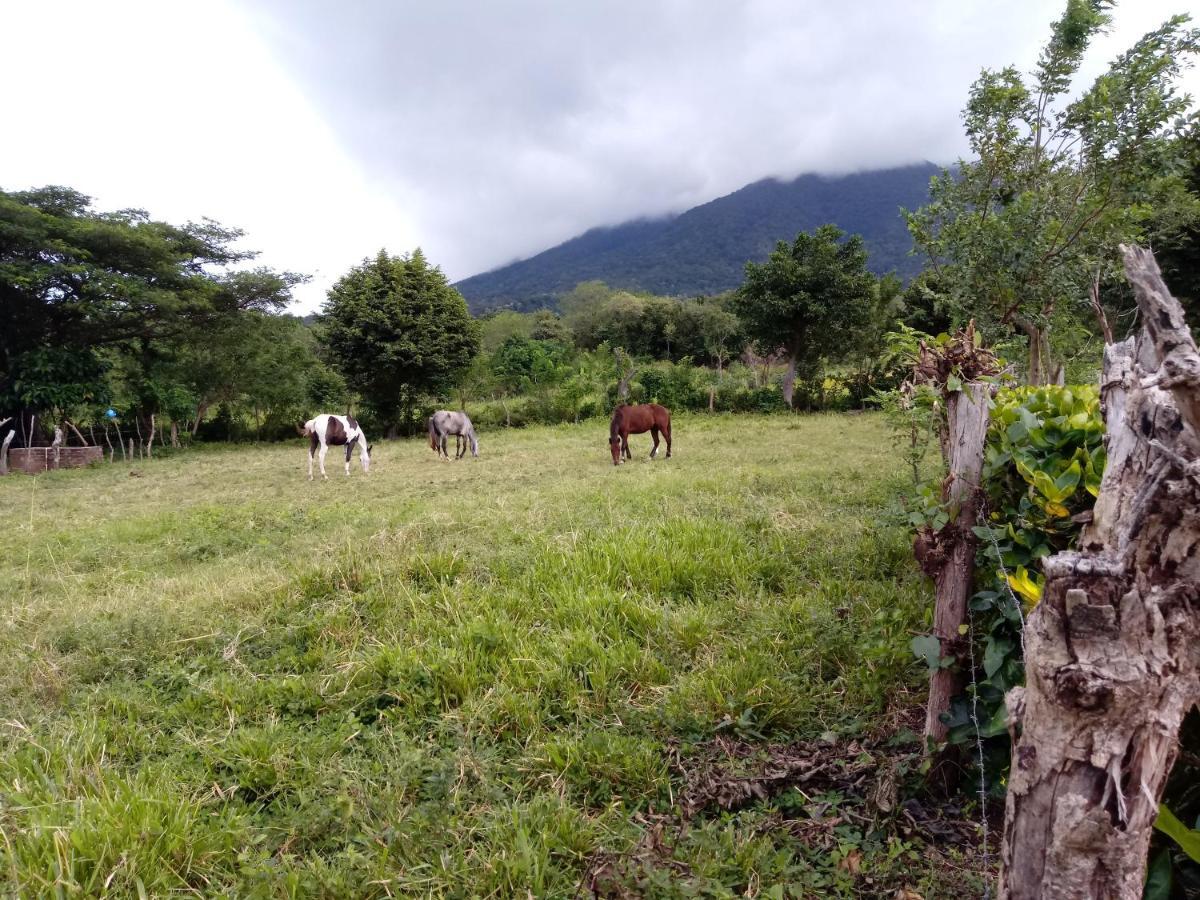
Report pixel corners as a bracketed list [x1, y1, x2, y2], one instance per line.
[455, 162, 938, 311]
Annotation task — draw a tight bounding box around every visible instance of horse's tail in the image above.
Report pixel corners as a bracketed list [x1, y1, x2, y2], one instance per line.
[428, 417, 438, 451]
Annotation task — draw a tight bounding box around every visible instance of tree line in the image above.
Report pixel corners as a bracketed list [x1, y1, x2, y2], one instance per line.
[2, 0, 1198, 450]
[0, 187, 934, 446]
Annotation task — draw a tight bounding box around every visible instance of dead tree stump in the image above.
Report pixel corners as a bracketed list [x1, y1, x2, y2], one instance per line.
[998, 245, 1200, 899]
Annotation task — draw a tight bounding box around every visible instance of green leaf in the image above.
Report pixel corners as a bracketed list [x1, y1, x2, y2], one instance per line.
[1143, 848, 1172, 900]
[1052, 459, 1082, 497]
[983, 637, 1014, 678]
[947, 373, 963, 393]
[978, 701, 1010, 738]
[1155, 804, 1200, 863]
[910, 635, 943, 672]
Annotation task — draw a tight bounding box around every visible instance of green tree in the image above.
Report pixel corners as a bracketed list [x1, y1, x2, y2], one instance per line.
[0, 185, 300, 431]
[320, 249, 481, 436]
[906, 2, 1200, 383]
[1154, 127, 1200, 328]
[694, 300, 742, 375]
[491, 336, 567, 395]
[732, 224, 878, 407]
[529, 309, 572, 343]
[479, 310, 534, 352]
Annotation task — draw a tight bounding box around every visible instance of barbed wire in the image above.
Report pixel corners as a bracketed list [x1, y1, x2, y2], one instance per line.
[965, 493, 1030, 900]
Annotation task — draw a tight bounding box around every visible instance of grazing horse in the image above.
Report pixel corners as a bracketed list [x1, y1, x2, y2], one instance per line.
[299, 414, 372, 480]
[428, 410, 479, 461]
[609, 403, 671, 465]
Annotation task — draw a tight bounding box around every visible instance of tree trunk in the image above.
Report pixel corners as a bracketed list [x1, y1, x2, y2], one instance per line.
[64, 420, 87, 447]
[781, 355, 798, 408]
[192, 402, 208, 437]
[998, 245, 1200, 900]
[171, 420, 179, 448]
[616, 349, 636, 401]
[1089, 269, 1114, 345]
[924, 383, 991, 752]
[1014, 316, 1058, 386]
[147, 414, 156, 459]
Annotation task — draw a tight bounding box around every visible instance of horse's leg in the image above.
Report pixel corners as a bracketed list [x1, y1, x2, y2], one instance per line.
[621, 430, 631, 460]
[440, 433, 449, 462]
[650, 426, 660, 459]
[308, 441, 315, 481]
[664, 420, 672, 458]
[344, 438, 354, 476]
[318, 442, 329, 479]
[456, 433, 465, 460]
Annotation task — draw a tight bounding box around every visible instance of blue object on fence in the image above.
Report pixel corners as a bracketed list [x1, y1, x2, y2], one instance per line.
[105, 409, 117, 418]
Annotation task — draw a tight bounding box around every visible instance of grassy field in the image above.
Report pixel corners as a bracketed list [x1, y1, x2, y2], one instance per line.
[0, 413, 986, 898]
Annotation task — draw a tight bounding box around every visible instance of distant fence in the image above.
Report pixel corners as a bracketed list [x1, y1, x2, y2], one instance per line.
[6, 446, 104, 475]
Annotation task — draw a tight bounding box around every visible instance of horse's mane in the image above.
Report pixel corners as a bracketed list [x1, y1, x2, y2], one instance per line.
[610, 406, 624, 441]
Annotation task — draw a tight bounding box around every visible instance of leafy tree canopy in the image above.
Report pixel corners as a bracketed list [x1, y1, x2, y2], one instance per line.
[732, 224, 878, 406]
[0, 185, 301, 416]
[906, 1, 1200, 382]
[320, 248, 481, 432]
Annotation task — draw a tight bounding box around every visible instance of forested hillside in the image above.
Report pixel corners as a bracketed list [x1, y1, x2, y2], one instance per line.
[455, 163, 938, 311]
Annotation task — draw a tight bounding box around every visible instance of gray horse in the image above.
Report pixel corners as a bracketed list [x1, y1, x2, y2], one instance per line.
[428, 410, 479, 460]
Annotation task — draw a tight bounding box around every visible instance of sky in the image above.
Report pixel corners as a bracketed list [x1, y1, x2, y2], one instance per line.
[2, 1, 1197, 314]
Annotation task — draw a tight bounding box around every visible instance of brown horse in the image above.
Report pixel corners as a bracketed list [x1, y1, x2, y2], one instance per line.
[609, 403, 671, 465]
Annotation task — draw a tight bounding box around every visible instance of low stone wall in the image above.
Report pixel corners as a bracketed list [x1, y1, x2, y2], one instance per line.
[7, 446, 104, 475]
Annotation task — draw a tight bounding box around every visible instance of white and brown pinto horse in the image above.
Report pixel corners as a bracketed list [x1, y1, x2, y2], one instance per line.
[300, 414, 372, 480]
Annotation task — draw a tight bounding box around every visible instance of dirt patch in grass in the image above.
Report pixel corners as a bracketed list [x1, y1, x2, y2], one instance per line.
[585, 731, 994, 899]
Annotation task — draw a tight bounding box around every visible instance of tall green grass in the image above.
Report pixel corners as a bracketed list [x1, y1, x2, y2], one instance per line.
[0, 414, 974, 897]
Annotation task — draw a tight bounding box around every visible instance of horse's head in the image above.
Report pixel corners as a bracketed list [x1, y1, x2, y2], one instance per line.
[609, 436, 622, 466]
[362, 442, 373, 473]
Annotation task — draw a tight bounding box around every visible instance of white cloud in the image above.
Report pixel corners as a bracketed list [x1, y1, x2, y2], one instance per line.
[0, 0, 417, 312]
[4, 0, 1197, 312]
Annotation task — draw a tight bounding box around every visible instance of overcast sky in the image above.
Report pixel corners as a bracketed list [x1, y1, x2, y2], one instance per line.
[3, 1, 1197, 313]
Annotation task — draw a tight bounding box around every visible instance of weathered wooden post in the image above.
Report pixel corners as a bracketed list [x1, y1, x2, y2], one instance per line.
[907, 323, 1000, 764]
[923, 381, 990, 748]
[998, 245, 1200, 899]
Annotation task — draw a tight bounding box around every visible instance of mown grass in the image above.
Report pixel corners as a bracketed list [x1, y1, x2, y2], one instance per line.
[0, 413, 980, 897]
